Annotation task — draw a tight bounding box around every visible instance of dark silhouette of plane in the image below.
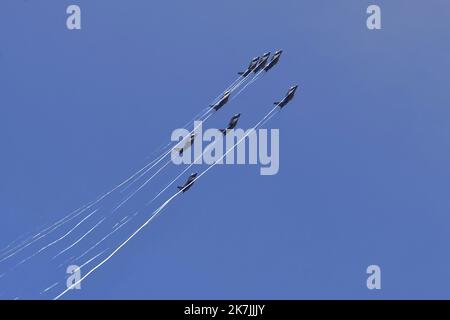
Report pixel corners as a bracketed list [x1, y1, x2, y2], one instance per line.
[264, 50, 283, 72]
[210, 90, 231, 111]
[253, 52, 271, 73]
[177, 173, 198, 193]
[219, 113, 241, 135]
[175, 133, 196, 156]
[238, 57, 260, 77]
[274, 85, 298, 108]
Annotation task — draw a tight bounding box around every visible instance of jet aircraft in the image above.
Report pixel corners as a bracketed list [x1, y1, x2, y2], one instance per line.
[175, 133, 196, 156]
[264, 50, 283, 72]
[219, 113, 241, 135]
[238, 57, 260, 77]
[253, 52, 271, 73]
[210, 90, 231, 111]
[274, 85, 298, 108]
[177, 173, 198, 193]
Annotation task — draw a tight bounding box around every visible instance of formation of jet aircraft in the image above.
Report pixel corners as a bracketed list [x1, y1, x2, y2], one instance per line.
[210, 51, 285, 112]
[181, 50, 298, 193]
[0, 48, 300, 302]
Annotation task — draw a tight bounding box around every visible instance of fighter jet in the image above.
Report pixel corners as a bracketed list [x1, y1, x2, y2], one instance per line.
[264, 50, 283, 72]
[253, 52, 271, 73]
[210, 90, 231, 111]
[238, 57, 260, 77]
[219, 113, 241, 135]
[175, 133, 196, 156]
[274, 85, 298, 108]
[177, 173, 198, 193]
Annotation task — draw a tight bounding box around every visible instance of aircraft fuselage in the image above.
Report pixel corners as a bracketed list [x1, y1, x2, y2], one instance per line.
[212, 92, 231, 111]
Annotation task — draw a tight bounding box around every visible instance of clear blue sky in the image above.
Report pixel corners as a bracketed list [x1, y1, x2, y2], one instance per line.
[1, 0, 450, 299]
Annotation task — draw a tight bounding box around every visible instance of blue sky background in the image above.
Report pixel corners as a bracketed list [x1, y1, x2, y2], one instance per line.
[1, 0, 450, 299]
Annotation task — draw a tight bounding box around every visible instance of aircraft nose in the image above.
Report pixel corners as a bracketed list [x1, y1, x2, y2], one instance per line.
[236, 113, 241, 117]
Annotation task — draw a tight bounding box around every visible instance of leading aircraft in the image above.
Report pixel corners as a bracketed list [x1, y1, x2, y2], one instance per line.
[253, 52, 271, 73]
[264, 50, 283, 72]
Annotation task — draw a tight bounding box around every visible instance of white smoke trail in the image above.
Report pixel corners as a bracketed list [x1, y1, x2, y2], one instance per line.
[3, 72, 249, 260]
[1, 122, 191, 257]
[148, 144, 214, 204]
[259, 109, 279, 127]
[0, 205, 89, 260]
[112, 159, 172, 213]
[74, 214, 134, 262]
[32, 151, 168, 237]
[227, 66, 261, 95]
[52, 218, 106, 259]
[141, 74, 244, 175]
[53, 105, 283, 299]
[1, 67, 253, 263]
[162, 75, 244, 151]
[191, 104, 281, 186]
[231, 69, 264, 101]
[3, 209, 98, 264]
[120, 151, 169, 194]
[119, 111, 214, 196]
[0, 231, 31, 254]
[178, 106, 211, 132]
[53, 105, 282, 300]
[74, 249, 108, 272]
[41, 282, 59, 294]
[54, 191, 182, 300]
[3, 74, 230, 263]
[43, 249, 107, 295]
[149, 85, 273, 204]
[215, 76, 243, 101]
[56, 256, 75, 269]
